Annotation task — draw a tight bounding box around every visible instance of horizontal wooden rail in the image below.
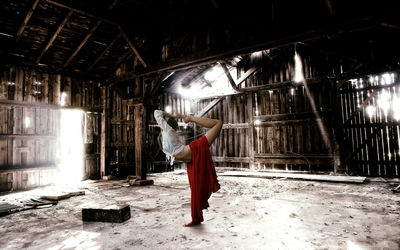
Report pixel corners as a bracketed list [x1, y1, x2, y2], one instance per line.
[213, 157, 251, 163]
[255, 153, 333, 165]
[0, 100, 102, 113]
[0, 134, 56, 139]
[254, 111, 330, 122]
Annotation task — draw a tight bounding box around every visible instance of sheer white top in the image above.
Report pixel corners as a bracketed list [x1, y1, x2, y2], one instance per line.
[154, 110, 185, 165]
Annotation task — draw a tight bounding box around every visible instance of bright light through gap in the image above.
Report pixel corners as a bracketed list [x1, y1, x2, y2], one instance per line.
[56, 109, 84, 186]
[294, 52, 304, 83]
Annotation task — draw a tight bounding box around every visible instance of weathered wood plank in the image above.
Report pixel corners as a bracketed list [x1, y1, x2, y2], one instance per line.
[16, 0, 40, 41]
[64, 20, 103, 68]
[219, 171, 365, 183]
[37, 10, 73, 64]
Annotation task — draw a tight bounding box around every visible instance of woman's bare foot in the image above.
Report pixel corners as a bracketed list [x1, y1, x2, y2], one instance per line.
[183, 221, 201, 227]
[213, 183, 220, 193]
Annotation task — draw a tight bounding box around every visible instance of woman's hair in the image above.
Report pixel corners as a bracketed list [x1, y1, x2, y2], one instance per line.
[167, 117, 178, 130]
[158, 117, 179, 150]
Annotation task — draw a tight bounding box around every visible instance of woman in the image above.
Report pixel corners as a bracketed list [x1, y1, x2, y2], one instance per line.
[154, 109, 222, 226]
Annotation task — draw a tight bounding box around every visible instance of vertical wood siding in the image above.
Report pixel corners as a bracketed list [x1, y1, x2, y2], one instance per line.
[0, 66, 101, 191]
[339, 73, 400, 177]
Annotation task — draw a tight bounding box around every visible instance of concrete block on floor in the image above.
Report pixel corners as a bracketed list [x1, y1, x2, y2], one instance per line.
[82, 204, 131, 223]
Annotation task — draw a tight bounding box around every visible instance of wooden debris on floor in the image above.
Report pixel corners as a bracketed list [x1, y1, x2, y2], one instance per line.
[0, 202, 22, 217]
[0, 198, 58, 217]
[40, 191, 85, 201]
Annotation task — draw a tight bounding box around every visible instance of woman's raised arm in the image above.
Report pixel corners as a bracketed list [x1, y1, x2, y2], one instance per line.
[184, 115, 222, 146]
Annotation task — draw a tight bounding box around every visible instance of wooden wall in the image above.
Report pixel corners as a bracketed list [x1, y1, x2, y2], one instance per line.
[339, 73, 400, 177]
[0, 65, 102, 191]
[108, 90, 136, 177]
[194, 83, 335, 172]
[154, 45, 339, 173]
[146, 45, 399, 178]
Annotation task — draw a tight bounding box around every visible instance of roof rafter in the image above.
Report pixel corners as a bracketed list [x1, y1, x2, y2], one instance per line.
[88, 31, 123, 71]
[323, 0, 336, 16]
[112, 49, 133, 71]
[118, 26, 147, 68]
[43, 0, 118, 26]
[36, 10, 73, 64]
[63, 19, 103, 68]
[16, 0, 41, 41]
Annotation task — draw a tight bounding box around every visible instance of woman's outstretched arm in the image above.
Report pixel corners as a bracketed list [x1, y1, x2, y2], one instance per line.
[184, 115, 222, 146]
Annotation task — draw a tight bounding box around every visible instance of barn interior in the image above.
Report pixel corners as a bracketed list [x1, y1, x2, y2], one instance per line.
[0, 0, 400, 249]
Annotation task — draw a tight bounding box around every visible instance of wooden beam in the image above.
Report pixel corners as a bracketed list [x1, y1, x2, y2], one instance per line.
[210, 0, 219, 9]
[108, 0, 118, 10]
[112, 50, 133, 71]
[213, 157, 250, 163]
[255, 153, 333, 165]
[129, 17, 377, 78]
[43, 0, 117, 25]
[255, 111, 329, 122]
[119, 27, 147, 68]
[36, 10, 73, 64]
[16, 0, 41, 41]
[196, 96, 224, 117]
[149, 72, 165, 96]
[236, 67, 257, 86]
[88, 31, 122, 71]
[343, 89, 378, 126]
[0, 99, 102, 113]
[257, 118, 322, 127]
[63, 20, 103, 68]
[220, 62, 239, 91]
[324, 0, 336, 16]
[100, 86, 107, 178]
[247, 92, 255, 168]
[222, 123, 249, 129]
[134, 103, 146, 180]
[0, 134, 56, 139]
[343, 126, 380, 163]
[219, 171, 365, 183]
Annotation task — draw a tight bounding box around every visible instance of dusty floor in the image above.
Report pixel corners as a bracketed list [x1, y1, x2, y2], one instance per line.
[0, 170, 399, 250]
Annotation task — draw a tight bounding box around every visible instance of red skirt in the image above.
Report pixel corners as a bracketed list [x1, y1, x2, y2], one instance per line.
[186, 136, 220, 224]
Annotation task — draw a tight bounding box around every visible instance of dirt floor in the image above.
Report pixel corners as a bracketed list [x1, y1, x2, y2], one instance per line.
[0, 169, 399, 250]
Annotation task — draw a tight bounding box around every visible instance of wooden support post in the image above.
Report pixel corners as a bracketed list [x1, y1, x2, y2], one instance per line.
[36, 10, 73, 64]
[53, 74, 61, 105]
[14, 67, 24, 101]
[16, 0, 41, 41]
[332, 80, 342, 173]
[100, 86, 107, 179]
[63, 76, 71, 106]
[63, 20, 103, 68]
[247, 93, 255, 169]
[130, 103, 153, 186]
